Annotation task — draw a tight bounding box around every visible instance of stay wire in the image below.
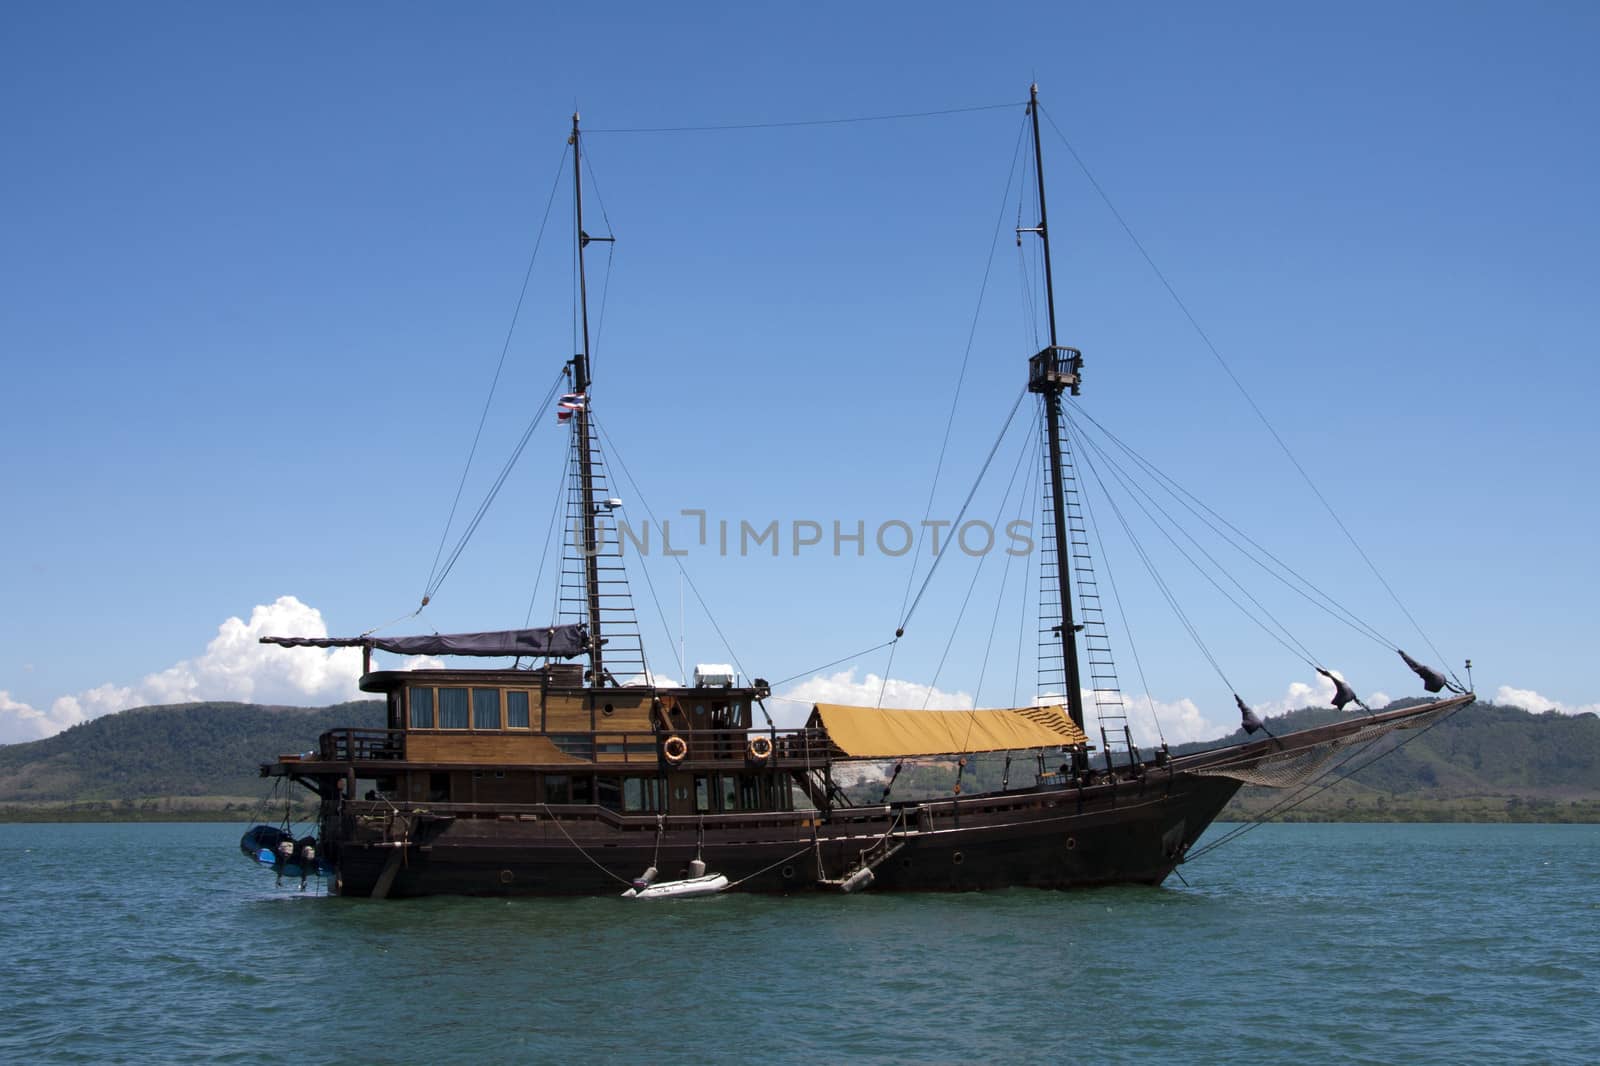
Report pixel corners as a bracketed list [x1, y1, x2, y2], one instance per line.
[522, 444, 577, 628]
[585, 100, 1023, 134]
[893, 114, 1029, 630]
[1069, 414, 1318, 672]
[1069, 419, 1166, 746]
[1037, 104, 1457, 687]
[924, 404, 1038, 711]
[587, 413, 678, 686]
[1067, 410, 1322, 670]
[1068, 401, 1395, 651]
[580, 149, 618, 364]
[974, 412, 1042, 709]
[1010, 449, 1039, 710]
[955, 411, 1040, 758]
[1073, 421, 1234, 693]
[770, 640, 899, 691]
[898, 386, 1028, 633]
[424, 144, 570, 602]
[593, 421, 767, 725]
[425, 368, 568, 602]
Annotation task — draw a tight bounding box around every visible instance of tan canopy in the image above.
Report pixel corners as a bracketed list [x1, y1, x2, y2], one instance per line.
[807, 703, 1087, 758]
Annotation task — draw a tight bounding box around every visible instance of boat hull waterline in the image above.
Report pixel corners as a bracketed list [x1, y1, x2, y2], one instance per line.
[321, 774, 1239, 898]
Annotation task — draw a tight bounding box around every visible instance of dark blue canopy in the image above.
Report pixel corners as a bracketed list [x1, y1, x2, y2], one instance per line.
[260, 624, 588, 659]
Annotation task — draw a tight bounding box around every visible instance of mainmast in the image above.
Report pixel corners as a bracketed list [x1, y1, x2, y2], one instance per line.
[569, 111, 611, 687]
[1021, 84, 1088, 731]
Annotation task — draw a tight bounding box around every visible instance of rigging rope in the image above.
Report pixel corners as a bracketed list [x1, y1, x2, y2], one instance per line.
[424, 145, 570, 603]
[1070, 418, 1166, 747]
[586, 414, 678, 687]
[890, 116, 1029, 644]
[1067, 411, 1323, 672]
[768, 640, 899, 691]
[522, 446, 576, 630]
[424, 368, 568, 604]
[922, 405, 1039, 711]
[592, 421, 768, 724]
[1068, 401, 1396, 651]
[897, 386, 1028, 634]
[973, 411, 1042, 709]
[1072, 422, 1236, 693]
[585, 100, 1023, 134]
[1037, 104, 1460, 689]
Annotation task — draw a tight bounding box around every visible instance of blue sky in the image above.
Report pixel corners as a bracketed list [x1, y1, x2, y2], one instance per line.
[2, 2, 1596, 743]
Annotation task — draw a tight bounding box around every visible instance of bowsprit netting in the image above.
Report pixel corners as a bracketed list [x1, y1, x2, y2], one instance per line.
[1187, 702, 1458, 789]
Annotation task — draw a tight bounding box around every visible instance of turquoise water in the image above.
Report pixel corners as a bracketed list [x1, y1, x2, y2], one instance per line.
[0, 822, 1595, 1064]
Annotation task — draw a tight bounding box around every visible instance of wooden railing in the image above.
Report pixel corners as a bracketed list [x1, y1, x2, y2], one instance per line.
[319, 728, 406, 761]
[312, 725, 834, 765]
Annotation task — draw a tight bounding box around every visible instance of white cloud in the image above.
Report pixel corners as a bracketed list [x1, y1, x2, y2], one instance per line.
[772, 669, 973, 727]
[0, 596, 367, 744]
[1115, 694, 1228, 747]
[0, 690, 59, 743]
[1246, 671, 1389, 719]
[1495, 685, 1600, 716]
[772, 672, 1234, 746]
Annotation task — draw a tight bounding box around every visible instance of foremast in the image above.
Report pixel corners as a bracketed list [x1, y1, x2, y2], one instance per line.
[1021, 84, 1088, 732]
[569, 112, 613, 687]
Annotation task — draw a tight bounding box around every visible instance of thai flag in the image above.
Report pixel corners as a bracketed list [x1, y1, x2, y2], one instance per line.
[556, 392, 586, 422]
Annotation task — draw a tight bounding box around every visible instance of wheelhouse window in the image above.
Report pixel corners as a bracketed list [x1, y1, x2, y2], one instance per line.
[506, 690, 531, 729]
[409, 687, 435, 729]
[472, 688, 500, 730]
[623, 777, 664, 813]
[438, 687, 469, 729]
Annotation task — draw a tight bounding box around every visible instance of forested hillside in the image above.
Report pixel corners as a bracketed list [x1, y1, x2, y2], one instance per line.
[0, 698, 1595, 821]
[0, 700, 384, 803]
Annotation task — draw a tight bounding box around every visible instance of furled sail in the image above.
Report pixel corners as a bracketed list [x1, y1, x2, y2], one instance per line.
[807, 703, 1087, 758]
[260, 624, 589, 659]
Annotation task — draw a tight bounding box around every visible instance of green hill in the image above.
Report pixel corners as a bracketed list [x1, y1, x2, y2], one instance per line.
[1175, 701, 1600, 821]
[0, 700, 384, 813]
[0, 698, 1596, 821]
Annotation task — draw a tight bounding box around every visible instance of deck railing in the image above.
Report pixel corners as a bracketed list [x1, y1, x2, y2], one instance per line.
[311, 725, 834, 764]
[319, 728, 406, 762]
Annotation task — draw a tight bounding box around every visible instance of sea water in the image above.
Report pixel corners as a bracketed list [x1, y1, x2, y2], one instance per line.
[0, 822, 1594, 1064]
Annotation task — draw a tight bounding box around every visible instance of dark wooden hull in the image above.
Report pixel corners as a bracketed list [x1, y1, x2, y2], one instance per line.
[323, 771, 1241, 898]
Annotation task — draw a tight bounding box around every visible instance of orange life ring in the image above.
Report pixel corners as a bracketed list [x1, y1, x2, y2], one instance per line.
[747, 735, 774, 762]
[663, 735, 688, 765]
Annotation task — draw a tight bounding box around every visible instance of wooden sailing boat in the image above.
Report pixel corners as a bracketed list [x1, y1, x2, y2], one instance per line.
[255, 89, 1473, 898]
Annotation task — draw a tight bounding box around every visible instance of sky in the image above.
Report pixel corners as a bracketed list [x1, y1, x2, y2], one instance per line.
[2, 2, 1597, 745]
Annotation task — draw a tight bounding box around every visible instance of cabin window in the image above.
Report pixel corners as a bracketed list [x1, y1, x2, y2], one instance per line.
[550, 735, 595, 759]
[438, 687, 469, 729]
[739, 776, 762, 811]
[694, 775, 711, 813]
[720, 775, 738, 812]
[409, 687, 435, 729]
[506, 691, 531, 729]
[623, 777, 664, 813]
[597, 777, 623, 812]
[545, 774, 571, 804]
[472, 688, 500, 730]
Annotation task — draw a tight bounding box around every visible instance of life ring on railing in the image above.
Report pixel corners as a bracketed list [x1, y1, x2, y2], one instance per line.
[663, 735, 688, 765]
[747, 735, 774, 763]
